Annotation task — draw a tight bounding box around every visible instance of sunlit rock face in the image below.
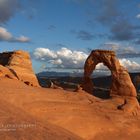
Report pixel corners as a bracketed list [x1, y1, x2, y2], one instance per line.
[83, 50, 139, 113]
[0, 50, 39, 87]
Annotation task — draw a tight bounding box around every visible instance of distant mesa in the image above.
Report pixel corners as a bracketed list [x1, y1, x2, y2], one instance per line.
[0, 50, 39, 87]
[83, 49, 140, 114]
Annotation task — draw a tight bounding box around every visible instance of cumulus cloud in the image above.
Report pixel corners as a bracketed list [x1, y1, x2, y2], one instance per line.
[15, 35, 30, 42]
[33, 48, 57, 60]
[95, 59, 140, 72]
[33, 47, 88, 69]
[0, 27, 12, 41]
[49, 59, 62, 65]
[0, 27, 30, 43]
[119, 59, 140, 71]
[33, 47, 140, 72]
[0, 0, 19, 24]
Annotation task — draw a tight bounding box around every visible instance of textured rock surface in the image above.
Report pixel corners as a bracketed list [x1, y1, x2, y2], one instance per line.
[0, 50, 39, 87]
[83, 50, 139, 113]
[0, 78, 140, 140]
[0, 65, 17, 79]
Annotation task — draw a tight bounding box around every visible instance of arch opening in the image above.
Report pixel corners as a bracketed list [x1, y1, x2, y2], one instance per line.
[92, 63, 112, 99]
[83, 50, 116, 98]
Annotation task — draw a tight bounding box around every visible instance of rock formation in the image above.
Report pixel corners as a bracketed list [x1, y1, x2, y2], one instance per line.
[0, 50, 39, 87]
[83, 50, 139, 113]
[134, 75, 140, 92]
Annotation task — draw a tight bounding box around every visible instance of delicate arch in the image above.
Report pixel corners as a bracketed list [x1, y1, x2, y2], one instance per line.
[83, 50, 136, 97]
[82, 50, 139, 113]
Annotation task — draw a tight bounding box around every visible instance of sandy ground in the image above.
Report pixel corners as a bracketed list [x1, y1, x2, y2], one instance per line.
[0, 77, 140, 140]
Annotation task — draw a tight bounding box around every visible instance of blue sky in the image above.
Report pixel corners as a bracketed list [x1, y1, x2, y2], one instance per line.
[0, 0, 140, 73]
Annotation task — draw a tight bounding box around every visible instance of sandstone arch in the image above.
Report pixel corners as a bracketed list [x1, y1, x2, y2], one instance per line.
[83, 50, 139, 113]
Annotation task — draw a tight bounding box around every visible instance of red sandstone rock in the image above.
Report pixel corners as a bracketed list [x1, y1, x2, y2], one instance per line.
[0, 65, 17, 79]
[83, 50, 139, 113]
[0, 50, 39, 87]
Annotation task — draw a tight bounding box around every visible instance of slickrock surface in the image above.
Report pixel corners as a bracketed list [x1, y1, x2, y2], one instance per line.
[0, 78, 140, 140]
[0, 50, 39, 87]
[83, 50, 140, 114]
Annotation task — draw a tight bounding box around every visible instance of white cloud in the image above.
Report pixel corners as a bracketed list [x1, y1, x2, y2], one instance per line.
[15, 35, 30, 42]
[33, 47, 140, 72]
[0, 27, 12, 41]
[96, 63, 108, 70]
[119, 59, 140, 71]
[34, 47, 88, 69]
[95, 59, 140, 72]
[57, 47, 73, 58]
[136, 14, 140, 19]
[34, 48, 57, 60]
[0, 27, 30, 43]
[49, 59, 62, 65]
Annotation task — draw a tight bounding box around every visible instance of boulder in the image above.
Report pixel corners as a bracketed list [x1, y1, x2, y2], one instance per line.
[0, 50, 39, 87]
